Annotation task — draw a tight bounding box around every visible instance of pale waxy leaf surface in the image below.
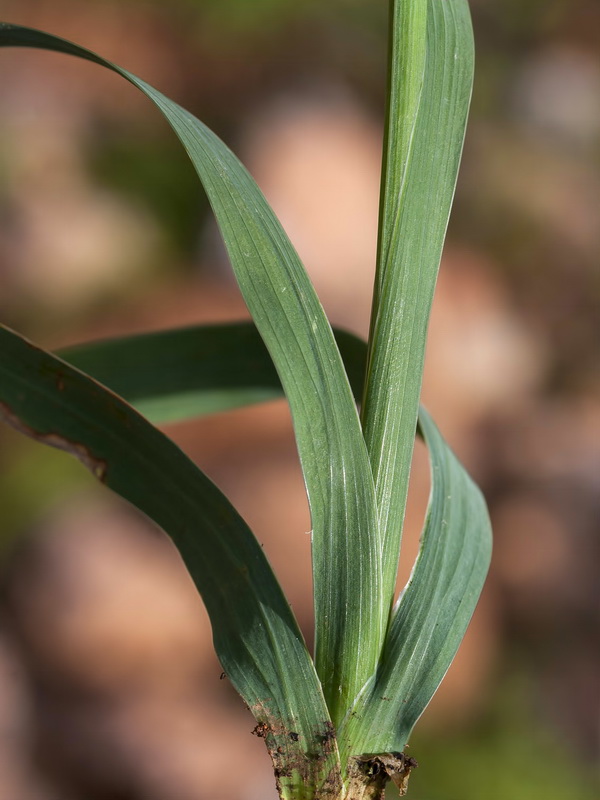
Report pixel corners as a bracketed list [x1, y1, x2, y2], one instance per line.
[59, 322, 491, 763]
[0, 323, 340, 799]
[1, 0, 492, 774]
[362, 0, 475, 615]
[339, 407, 492, 759]
[0, 24, 384, 730]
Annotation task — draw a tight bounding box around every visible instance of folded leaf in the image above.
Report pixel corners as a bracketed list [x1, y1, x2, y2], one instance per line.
[339, 407, 492, 760]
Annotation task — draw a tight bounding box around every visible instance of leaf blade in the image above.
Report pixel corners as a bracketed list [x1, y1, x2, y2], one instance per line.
[362, 0, 475, 613]
[58, 323, 368, 424]
[0, 22, 384, 729]
[61, 322, 491, 762]
[339, 406, 492, 757]
[0, 323, 340, 799]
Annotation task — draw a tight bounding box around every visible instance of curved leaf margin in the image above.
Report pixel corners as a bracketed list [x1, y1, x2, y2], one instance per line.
[362, 0, 475, 624]
[0, 21, 384, 726]
[0, 323, 341, 800]
[339, 408, 492, 760]
[59, 322, 492, 762]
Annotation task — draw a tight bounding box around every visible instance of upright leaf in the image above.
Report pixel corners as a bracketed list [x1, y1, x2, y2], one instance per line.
[362, 0, 475, 612]
[60, 322, 492, 774]
[339, 407, 492, 760]
[0, 23, 383, 727]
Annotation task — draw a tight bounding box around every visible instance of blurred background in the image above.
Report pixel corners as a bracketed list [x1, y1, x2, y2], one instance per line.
[0, 1, 598, 798]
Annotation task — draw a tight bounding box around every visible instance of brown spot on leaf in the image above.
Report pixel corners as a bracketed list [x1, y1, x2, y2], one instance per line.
[249, 705, 341, 799]
[350, 751, 418, 799]
[251, 722, 270, 738]
[0, 402, 107, 482]
[316, 721, 336, 754]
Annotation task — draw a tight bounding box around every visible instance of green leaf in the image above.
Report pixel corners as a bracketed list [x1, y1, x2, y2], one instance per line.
[339, 406, 492, 759]
[0, 22, 384, 726]
[58, 323, 368, 425]
[362, 0, 475, 613]
[1, 4, 492, 785]
[0, 323, 340, 799]
[60, 322, 492, 765]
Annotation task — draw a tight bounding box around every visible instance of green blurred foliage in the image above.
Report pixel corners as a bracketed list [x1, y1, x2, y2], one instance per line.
[89, 130, 207, 258]
[126, 0, 377, 35]
[0, 429, 97, 552]
[401, 676, 598, 800]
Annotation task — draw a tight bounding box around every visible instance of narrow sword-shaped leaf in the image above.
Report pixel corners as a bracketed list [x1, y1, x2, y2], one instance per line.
[0, 24, 384, 726]
[339, 407, 492, 761]
[60, 322, 491, 763]
[362, 0, 475, 614]
[58, 323, 368, 424]
[0, 323, 340, 800]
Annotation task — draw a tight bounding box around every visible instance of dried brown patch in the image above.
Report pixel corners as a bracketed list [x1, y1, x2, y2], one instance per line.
[251, 722, 271, 738]
[349, 751, 418, 799]
[249, 705, 342, 800]
[0, 401, 107, 481]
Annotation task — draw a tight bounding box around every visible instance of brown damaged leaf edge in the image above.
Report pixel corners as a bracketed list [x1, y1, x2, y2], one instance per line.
[250, 705, 342, 800]
[0, 400, 108, 481]
[248, 706, 416, 800]
[346, 753, 418, 800]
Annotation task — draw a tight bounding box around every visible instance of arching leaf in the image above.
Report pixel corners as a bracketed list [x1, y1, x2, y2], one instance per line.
[0, 21, 384, 726]
[0, 323, 340, 800]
